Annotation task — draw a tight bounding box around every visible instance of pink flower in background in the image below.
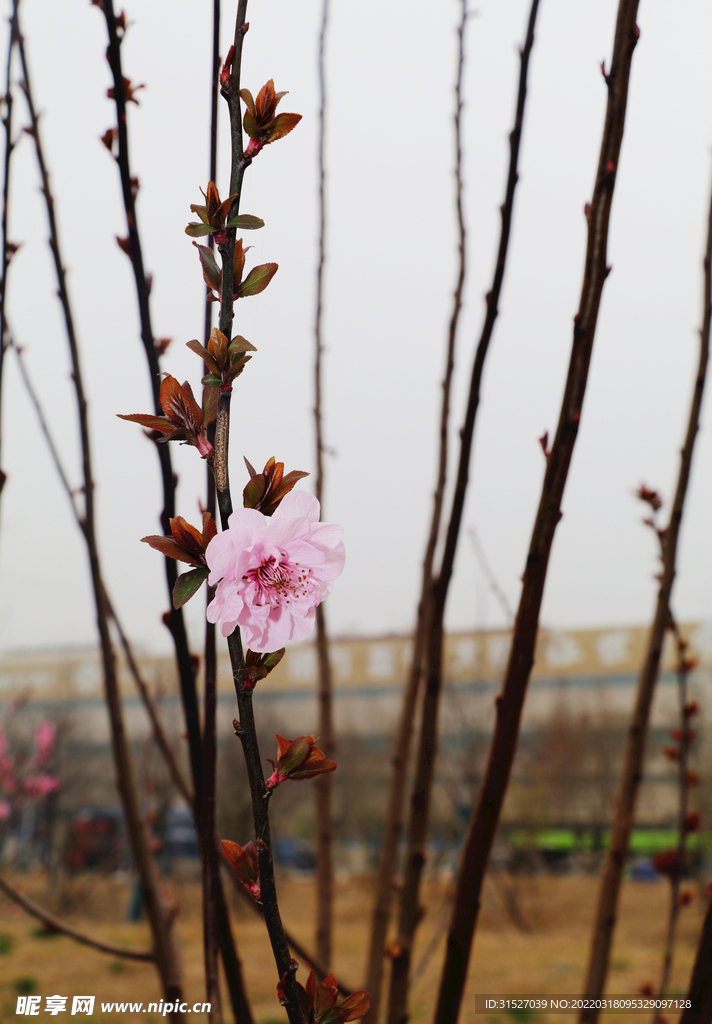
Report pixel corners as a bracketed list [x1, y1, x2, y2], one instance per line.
[206, 490, 345, 653]
[0, 801, 11, 821]
[22, 775, 60, 798]
[33, 721, 56, 769]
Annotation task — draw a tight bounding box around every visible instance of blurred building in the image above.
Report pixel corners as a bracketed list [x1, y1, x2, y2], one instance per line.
[0, 622, 710, 827]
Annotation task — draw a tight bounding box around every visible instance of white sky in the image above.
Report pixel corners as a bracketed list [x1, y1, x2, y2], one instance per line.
[1, 0, 712, 657]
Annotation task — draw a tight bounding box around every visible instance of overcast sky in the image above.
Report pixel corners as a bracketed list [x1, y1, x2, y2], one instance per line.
[1, 0, 712, 657]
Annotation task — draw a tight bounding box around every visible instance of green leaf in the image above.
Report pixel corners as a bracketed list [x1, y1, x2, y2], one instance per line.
[239, 263, 278, 298]
[228, 335, 257, 360]
[226, 214, 265, 231]
[243, 108, 259, 141]
[193, 242, 221, 291]
[185, 222, 214, 237]
[277, 736, 310, 775]
[244, 456, 258, 478]
[243, 474, 266, 509]
[189, 204, 210, 224]
[262, 648, 285, 673]
[201, 374, 223, 387]
[173, 567, 210, 609]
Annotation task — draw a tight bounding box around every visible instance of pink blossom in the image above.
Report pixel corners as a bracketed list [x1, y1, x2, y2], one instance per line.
[22, 775, 60, 798]
[33, 721, 56, 768]
[206, 490, 345, 653]
[0, 800, 11, 821]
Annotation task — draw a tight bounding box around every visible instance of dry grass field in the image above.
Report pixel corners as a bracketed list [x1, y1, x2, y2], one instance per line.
[0, 869, 703, 1023]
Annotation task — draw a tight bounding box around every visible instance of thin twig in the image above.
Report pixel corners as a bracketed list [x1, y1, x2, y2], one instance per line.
[365, 5, 468, 1019]
[386, 4, 540, 1022]
[10, 336, 78, 514]
[15, 9, 184, 1014]
[200, 5, 223, 1022]
[0, 873, 154, 961]
[313, 0, 335, 971]
[0, 1, 18, 502]
[99, 0, 202, 822]
[220, 863, 353, 997]
[100, 7, 253, 1017]
[654, 616, 693, 1019]
[435, 4, 641, 1022]
[468, 526, 515, 626]
[10, 334, 193, 808]
[214, 6, 306, 1022]
[582, 159, 712, 1022]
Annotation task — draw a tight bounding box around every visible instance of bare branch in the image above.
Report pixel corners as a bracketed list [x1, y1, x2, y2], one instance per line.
[434, 4, 641, 1021]
[365, 6, 469, 1020]
[0, 1, 18, 503]
[15, 8, 184, 1012]
[0, 873, 153, 962]
[313, 0, 335, 971]
[386, 3, 540, 1021]
[10, 334, 194, 809]
[584, 158, 712, 1022]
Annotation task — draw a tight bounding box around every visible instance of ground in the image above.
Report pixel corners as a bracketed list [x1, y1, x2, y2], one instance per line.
[0, 869, 703, 1023]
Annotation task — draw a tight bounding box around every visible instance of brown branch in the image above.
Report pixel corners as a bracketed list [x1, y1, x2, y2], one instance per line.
[199, 4, 254, 1022]
[220, 863, 353, 997]
[99, 0, 203, 825]
[386, 4, 541, 1023]
[364, 6, 468, 1020]
[653, 617, 693, 1019]
[10, 334, 194, 809]
[15, 9, 185, 1015]
[213, 6, 306, 1022]
[434, 4, 640, 1022]
[227, 634, 307, 1024]
[581, 158, 712, 1023]
[313, 0, 335, 971]
[100, 7, 254, 1018]
[200, 0, 224, 1014]
[0, 873, 153, 962]
[0, 1, 18, 503]
[108, 594, 194, 807]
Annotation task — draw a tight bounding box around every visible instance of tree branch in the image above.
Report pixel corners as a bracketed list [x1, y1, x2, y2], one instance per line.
[9, 333, 194, 809]
[367, 6, 469, 1022]
[99, 0, 202, 830]
[15, 9, 184, 1014]
[0, 873, 153, 962]
[213, 5, 306, 1021]
[313, 0, 335, 972]
[434, 4, 640, 1021]
[582, 155, 712, 1023]
[0, 1, 18, 504]
[100, 7, 254, 1018]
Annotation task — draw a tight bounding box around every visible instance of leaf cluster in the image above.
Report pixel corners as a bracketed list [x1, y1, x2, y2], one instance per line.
[242, 79, 302, 158]
[117, 374, 215, 458]
[278, 965, 370, 1024]
[141, 512, 217, 609]
[193, 237, 277, 304]
[185, 180, 264, 241]
[187, 327, 256, 390]
[243, 456, 309, 516]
